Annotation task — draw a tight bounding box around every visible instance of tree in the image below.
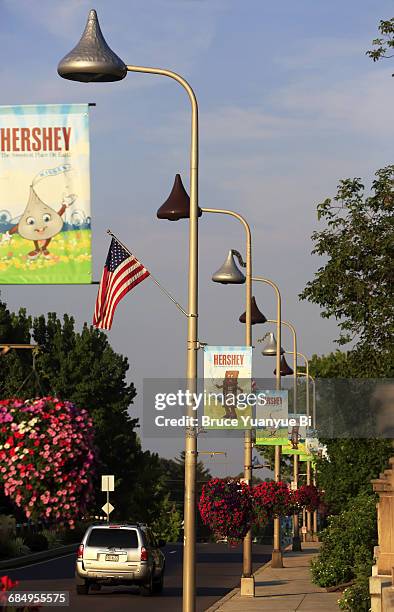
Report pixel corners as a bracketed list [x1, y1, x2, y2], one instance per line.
[159, 451, 212, 513]
[366, 17, 394, 65]
[316, 439, 392, 515]
[0, 299, 165, 522]
[150, 494, 183, 543]
[159, 452, 212, 540]
[299, 166, 394, 369]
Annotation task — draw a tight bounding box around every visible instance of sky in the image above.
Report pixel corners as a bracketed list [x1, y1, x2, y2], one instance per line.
[1, 0, 393, 477]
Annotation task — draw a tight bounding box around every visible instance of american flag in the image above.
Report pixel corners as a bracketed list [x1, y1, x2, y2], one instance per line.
[93, 238, 150, 330]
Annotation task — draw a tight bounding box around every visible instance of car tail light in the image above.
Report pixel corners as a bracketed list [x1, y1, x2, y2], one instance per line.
[77, 544, 84, 559]
[140, 547, 148, 561]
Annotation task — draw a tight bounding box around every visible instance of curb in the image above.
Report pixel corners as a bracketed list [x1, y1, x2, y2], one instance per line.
[0, 543, 78, 571]
[205, 545, 296, 612]
[205, 557, 274, 612]
[205, 586, 239, 612]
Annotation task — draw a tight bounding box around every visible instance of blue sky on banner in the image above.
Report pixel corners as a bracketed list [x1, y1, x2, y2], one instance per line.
[1, 0, 393, 473]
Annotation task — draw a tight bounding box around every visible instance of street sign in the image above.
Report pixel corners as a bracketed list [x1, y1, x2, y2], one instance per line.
[102, 502, 114, 515]
[101, 475, 114, 492]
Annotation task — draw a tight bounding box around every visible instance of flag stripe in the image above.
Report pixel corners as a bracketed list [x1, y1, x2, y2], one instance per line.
[103, 268, 149, 329]
[93, 238, 150, 330]
[99, 261, 145, 328]
[103, 269, 149, 329]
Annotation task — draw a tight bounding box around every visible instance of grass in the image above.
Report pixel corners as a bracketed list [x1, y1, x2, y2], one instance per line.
[0, 228, 91, 283]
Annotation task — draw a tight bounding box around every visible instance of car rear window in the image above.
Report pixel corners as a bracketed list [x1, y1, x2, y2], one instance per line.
[87, 528, 139, 548]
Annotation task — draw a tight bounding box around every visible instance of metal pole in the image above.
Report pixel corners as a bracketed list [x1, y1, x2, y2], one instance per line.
[313, 464, 318, 541]
[306, 460, 312, 540]
[265, 319, 302, 552]
[125, 65, 199, 612]
[201, 208, 254, 593]
[252, 277, 282, 568]
[107, 487, 109, 525]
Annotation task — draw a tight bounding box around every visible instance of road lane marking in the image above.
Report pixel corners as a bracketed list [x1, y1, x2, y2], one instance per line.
[4, 553, 76, 571]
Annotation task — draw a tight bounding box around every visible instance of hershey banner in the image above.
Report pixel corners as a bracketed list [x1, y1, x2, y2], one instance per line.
[0, 104, 91, 284]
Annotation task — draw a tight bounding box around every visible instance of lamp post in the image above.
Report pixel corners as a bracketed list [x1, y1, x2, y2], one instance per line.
[252, 277, 283, 568]
[298, 371, 316, 541]
[260, 319, 302, 552]
[207, 209, 255, 595]
[286, 351, 312, 537]
[57, 11, 200, 612]
[212, 258, 284, 568]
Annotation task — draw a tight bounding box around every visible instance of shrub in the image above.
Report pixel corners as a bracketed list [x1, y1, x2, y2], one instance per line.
[23, 532, 48, 552]
[41, 529, 62, 549]
[151, 495, 182, 543]
[60, 521, 91, 544]
[0, 537, 30, 559]
[338, 544, 373, 611]
[311, 491, 377, 589]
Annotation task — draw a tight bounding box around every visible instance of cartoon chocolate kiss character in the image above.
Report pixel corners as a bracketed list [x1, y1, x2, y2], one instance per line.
[7, 185, 75, 259]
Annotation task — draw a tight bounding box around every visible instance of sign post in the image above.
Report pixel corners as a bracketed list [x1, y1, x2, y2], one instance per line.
[101, 475, 114, 524]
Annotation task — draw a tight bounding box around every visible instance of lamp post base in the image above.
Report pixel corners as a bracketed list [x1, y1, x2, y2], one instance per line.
[292, 536, 302, 552]
[240, 576, 255, 597]
[271, 550, 283, 568]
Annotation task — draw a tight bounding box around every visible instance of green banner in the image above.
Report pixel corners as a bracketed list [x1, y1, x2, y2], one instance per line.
[255, 390, 289, 445]
[0, 104, 91, 284]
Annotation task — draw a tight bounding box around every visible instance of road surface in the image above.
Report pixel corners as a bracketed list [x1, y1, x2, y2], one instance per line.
[6, 542, 271, 611]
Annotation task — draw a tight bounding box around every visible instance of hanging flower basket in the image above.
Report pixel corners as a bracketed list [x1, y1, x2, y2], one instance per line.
[199, 478, 253, 544]
[252, 480, 293, 519]
[0, 397, 96, 527]
[291, 484, 322, 512]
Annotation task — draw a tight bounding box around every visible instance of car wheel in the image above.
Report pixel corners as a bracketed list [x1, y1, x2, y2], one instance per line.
[76, 582, 89, 595]
[152, 572, 164, 594]
[140, 569, 154, 597]
[90, 583, 101, 591]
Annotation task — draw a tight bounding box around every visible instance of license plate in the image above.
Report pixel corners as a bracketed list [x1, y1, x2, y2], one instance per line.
[105, 554, 119, 561]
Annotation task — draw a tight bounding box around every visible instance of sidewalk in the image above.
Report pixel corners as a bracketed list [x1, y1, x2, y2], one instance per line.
[207, 542, 341, 611]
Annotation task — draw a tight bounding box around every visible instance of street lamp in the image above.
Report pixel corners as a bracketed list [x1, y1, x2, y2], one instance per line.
[298, 371, 316, 541]
[249, 278, 283, 569]
[261, 318, 302, 552]
[212, 249, 246, 284]
[207, 208, 255, 595]
[58, 11, 200, 612]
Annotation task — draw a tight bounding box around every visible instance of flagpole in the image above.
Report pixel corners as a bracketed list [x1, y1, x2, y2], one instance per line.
[107, 229, 189, 317]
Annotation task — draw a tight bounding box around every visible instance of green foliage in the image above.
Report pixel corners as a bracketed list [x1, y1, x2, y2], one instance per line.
[0, 514, 16, 542]
[316, 439, 392, 514]
[0, 298, 168, 524]
[255, 446, 294, 483]
[158, 452, 211, 540]
[338, 583, 370, 612]
[158, 452, 212, 514]
[23, 532, 48, 552]
[366, 17, 394, 64]
[300, 166, 394, 360]
[311, 492, 377, 589]
[0, 536, 30, 559]
[338, 545, 373, 611]
[151, 494, 183, 543]
[41, 529, 62, 549]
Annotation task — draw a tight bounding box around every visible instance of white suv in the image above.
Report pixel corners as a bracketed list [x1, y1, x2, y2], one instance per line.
[75, 523, 165, 596]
